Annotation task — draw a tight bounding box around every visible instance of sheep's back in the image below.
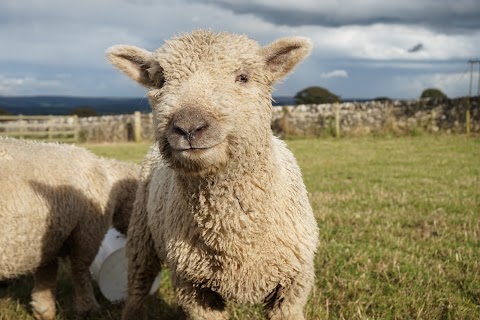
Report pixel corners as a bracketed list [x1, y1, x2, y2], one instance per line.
[0, 138, 111, 279]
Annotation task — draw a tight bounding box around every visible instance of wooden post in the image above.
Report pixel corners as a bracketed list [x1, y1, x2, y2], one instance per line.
[467, 65, 472, 136]
[431, 109, 436, 133]
[133, 111, 142, 142]
[19, 114, 25, 138]
[466, 103, 471, 137]
[335, 103, 340, 138]
[73, 115, 79, 142]
[48, 116, 53, 139]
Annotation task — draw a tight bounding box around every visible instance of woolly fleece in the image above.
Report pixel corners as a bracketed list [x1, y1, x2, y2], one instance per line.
[0, 137, 139, 320]
[107, 30, 319, 320]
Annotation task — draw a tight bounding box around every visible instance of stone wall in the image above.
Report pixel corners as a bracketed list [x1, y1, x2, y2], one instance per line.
[271, 97, 479, 137]
[2, 98, 477, 142]
[75, 113, 153, 142]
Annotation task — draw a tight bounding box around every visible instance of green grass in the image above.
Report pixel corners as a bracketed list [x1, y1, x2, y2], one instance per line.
[81, 142, 152, 164]
[1, 135, 479, 319]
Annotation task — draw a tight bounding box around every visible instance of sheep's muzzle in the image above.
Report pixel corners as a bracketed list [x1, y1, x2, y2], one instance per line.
[167, 106, 225, 152]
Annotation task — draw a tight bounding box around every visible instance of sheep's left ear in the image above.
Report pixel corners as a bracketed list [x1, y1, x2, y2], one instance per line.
[260, 37, 312, 84]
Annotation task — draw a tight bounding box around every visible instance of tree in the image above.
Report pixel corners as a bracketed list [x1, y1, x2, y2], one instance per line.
[373, 96, 392, 102]
[0, 108, 11, 115]
[71, 106, 98, 117]
[294, 86, 340, 104]
[420, 88, 447, 99]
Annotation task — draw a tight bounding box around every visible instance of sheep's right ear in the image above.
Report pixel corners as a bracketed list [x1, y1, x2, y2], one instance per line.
[106, 45, 164, 88]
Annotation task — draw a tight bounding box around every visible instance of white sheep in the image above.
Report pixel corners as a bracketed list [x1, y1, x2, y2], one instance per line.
[107, 30, 319, 320]
[0, 137, 139, 320]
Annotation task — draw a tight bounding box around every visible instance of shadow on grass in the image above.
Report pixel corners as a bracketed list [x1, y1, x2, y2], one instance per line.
[0, 262, 182, 320]
[0, 275, 34, 309]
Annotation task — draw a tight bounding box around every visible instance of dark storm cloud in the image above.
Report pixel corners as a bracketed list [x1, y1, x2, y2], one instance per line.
[193, 0, 480, 31]
[408, 43, 424, 53]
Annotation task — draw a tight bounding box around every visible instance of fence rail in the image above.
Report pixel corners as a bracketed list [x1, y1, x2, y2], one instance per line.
[0, 115, 80, 141]
[0, 112, 144, 143]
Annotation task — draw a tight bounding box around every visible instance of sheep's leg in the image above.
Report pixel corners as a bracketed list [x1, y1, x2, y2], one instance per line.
[122, 185, 161, 320]
[68, 230, 102, 317]
[31, 259, 58, 320]
[173, 276, 228, 320]
[264, 269, 315, 320]
[121, 256, 160, 320]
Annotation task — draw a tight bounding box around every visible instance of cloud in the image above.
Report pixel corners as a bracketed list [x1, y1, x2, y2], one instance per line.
[408, 43, 424, 53]
[195, 0, 480, 31]
[393, 71, 473, 98]
[0, 75, 62, 95]
[0, 0, 478, 98]
[1, 1, 477, 66]
[301, 24, 479, 61]
[320, 70, 349, 79]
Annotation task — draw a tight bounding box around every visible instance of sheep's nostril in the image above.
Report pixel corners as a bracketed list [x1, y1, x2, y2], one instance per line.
[172, 122, 209, 142]
[187, 123, 209, 142]
[173, 123, 188, 136]
[192, 123, 208, 134]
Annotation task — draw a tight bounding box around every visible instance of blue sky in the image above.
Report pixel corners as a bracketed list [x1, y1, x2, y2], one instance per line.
[1, 0, 479, 99]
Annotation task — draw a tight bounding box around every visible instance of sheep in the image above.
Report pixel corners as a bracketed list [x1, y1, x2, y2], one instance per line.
[0, 137, 139, 320]
[107, 30, 319, 320]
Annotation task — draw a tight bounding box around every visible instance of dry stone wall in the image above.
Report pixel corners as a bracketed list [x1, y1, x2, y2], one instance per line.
[271, 97, 479, 137]
[3, 98, 476, 142]
[74, 113, 153, 142]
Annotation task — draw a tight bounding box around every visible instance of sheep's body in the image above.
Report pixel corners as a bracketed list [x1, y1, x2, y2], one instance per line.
[143, 138, 316, 306]
[108, 30, 318, 320]
[0, 137, 139, 320]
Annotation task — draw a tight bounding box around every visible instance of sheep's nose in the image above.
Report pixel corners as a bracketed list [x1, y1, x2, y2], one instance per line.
[172, 121, 209, 142]
[169, 107, 213, 144]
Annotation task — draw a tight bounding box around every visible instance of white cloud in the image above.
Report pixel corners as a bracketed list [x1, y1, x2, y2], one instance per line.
[0, 75, 62, 95]
[0, 0, 478, 98]
[1, 1, 478, 66]
[393, 71, 474, 98]
[320, 70, 349, 79]
[302, 24, 479, 61]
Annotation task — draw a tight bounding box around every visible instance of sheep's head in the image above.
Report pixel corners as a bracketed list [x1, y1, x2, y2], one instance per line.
[107, 30, 311, 176]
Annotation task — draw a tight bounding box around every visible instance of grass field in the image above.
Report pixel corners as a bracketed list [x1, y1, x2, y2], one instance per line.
[1, 135, 479, 319]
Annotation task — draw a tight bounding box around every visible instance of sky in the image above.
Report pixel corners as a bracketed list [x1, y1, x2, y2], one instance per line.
[1, 0, 479, 100]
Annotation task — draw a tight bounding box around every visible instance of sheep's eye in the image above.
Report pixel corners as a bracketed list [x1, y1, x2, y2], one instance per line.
[236, 74, 249, 83]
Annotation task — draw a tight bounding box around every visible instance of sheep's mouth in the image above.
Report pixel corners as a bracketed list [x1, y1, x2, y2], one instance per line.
[161, 139, 228, 176]
[172, 143, 220, 153]
[171, 143, 224, 161]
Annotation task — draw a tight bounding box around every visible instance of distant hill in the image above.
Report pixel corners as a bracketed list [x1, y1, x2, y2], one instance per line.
[0, 96, 152, 115]
[0, 96, 296, 115]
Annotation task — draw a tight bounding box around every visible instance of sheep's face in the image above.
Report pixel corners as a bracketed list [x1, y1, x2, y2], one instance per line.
[107, 30, 311, 176]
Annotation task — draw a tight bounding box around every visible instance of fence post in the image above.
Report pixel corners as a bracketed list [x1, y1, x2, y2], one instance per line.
[431, 109, 436, 133]
[48, 116, 53, 139]
[335, 103, 341, 138]
[73, 115, 79, 142]
[19, 114, 25, 138]
[133, 111, 142, 142]
[466, 99, 471, 137]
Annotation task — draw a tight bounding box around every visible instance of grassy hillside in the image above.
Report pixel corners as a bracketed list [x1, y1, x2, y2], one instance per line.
[1, 136, 479, 319]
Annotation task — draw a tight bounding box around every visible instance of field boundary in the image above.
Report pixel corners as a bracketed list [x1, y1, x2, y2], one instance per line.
[0, 115, 80, 141]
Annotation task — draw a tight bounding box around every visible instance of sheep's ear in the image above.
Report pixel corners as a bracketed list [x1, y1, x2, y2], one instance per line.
[260, 37, 312, 84]
[106, 45, 164, 88]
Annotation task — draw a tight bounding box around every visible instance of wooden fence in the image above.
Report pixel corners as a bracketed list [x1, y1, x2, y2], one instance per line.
[0, 112, 144, 143]
[0, 115, 80, 142]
